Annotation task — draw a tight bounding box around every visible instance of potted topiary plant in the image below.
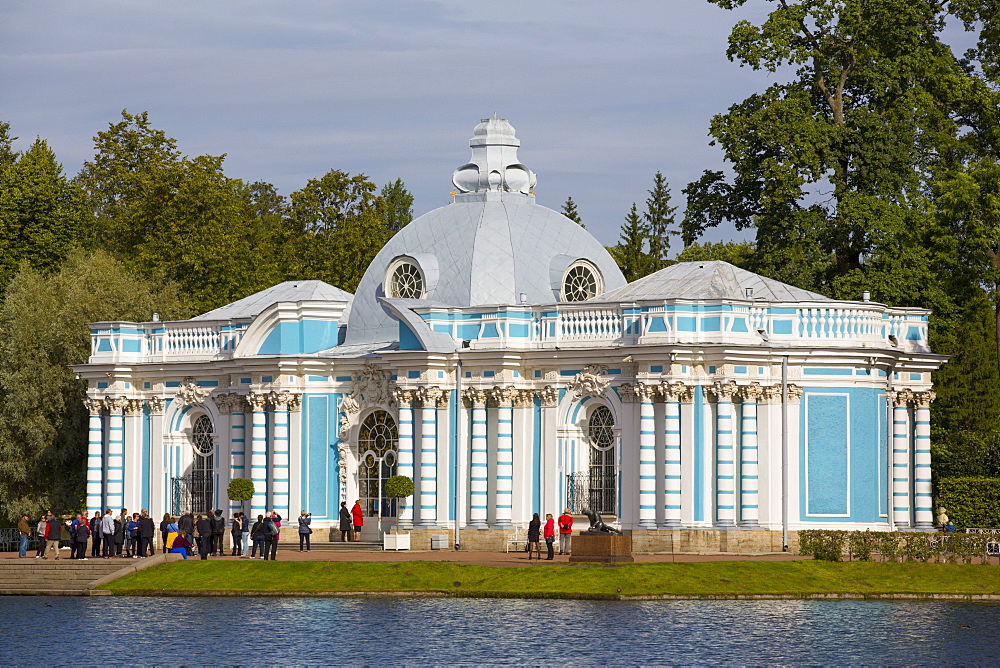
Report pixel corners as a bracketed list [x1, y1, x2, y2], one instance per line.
[383, 475, 414, 550]
[227, 477, 255, 517]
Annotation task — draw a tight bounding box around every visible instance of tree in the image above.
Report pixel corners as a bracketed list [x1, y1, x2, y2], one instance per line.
[644, 172, 675, 269]
[676, 241, 755, 268]
[77, 111, 300, 312]
[227, 478, 255, 516]
[380, 178, 413, 235]
[0, 138, 93, 292]
[0, 250, 191, 520]
[683, 0, 962, 293]
[610, 203, 656, 282]
[561, 196, 583, 226]
[288, 169, 390, 293]
[0, 122, 17, 168]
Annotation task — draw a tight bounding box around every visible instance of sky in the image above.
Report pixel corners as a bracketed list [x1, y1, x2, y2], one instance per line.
[2, 1, 810, 248]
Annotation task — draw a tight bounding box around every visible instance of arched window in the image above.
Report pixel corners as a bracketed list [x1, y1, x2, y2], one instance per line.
[386, 257, 425, 299]
[562, 261, 603, 302]
[587, 405, 616, 514]
[190, 415, 215, 514]
[358, 410, 399, 518]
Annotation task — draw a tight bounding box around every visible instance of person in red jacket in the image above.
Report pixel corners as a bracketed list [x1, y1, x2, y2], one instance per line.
[543, 513, 556, 560]
[351, 500, 364, 541]
[558, 508, 573, 555]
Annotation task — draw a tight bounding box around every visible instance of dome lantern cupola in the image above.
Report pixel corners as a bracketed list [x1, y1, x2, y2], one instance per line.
[452, 115, 537, 195]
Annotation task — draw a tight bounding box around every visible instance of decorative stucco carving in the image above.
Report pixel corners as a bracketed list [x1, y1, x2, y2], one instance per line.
[416, 386, 447, 409]
[462, 387, 487, 408]
[353, 360, 392, 408]
[514, 389, 535, 408]
[618, 383, 637, 404]
[660, 381, 693, 403]
[538, 385, 559, 408]
[146, 396, 164, 415]
[761, 384, 802, 404]
[889, 388, 915, 408]
[245, 392, 268, 412]
[174, 377, 211, 408]
[104, 396, 128, 414]
[124, 398, 145, 415]
[84, 398, 104, 415]
[488, 386, 517, 406]
[739, 382, 765, 403]
[913, 390, 936, 408]
[569, 364, 609, 398]
[707, 380, 739, 403]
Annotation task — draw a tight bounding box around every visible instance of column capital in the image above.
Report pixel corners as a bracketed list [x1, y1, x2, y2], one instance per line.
[659, 381, 693, 403]
[634, 382, 658, 402]
[707, 380, 738, 402]
[246, 392, 268, 411]
[84, 398, 105, 415]
[416, 386, 447, 408]
[124, 398, 145, 415]
[488, 386, 518, 407]
[538, 385, 559, 408]
[913, 390, 936, 408]
[888, 388, 914, 408]
[104, 396, 128, 414]
[461, 387, 487, 408]
[618, 383, 637, 403]
[146, 396, 165, 415]
[513, 389, 535, 408]
[393, 387, 418, 406]
[739, 381, 765, 403]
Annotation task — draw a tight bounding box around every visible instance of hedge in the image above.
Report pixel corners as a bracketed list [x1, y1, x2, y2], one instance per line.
[937, 477, 1000, 530]
[799, 529, 998, 563]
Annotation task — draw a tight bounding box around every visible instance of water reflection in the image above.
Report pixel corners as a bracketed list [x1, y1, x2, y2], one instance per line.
[4, 596, 997, 665]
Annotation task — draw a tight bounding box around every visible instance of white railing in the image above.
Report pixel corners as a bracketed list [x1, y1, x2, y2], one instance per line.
[90, 321, 247, 362]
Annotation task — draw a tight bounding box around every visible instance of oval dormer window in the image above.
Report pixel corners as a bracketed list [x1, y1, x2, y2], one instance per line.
[562, 261, 602, 302]
[386, 257, 425, 300]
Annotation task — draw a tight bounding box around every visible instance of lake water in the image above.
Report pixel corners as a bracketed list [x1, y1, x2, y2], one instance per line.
[5, 596, 1000, 665]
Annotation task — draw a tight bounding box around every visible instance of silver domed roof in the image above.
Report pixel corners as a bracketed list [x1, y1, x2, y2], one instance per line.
[345, 119, 626, 346]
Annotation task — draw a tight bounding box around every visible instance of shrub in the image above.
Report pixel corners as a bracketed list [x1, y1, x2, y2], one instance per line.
[227, 477, 255, 502]
[847, 530, 879, 561]
[799, 530, 846, 561]
[937, 477, 1000, 530]
[384, 475, 414, 500]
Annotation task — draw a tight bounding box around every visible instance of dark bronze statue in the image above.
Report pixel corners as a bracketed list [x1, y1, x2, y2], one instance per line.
[581, 507, 622, 535]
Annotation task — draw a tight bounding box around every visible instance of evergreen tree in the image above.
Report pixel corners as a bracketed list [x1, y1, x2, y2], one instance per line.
[676, 241, 755, 268]
[561, 196, 584, 226]
[0, 138, 93, 292]
[643, 172, 675, 269]
[610, 203, 655, 282]
[380, 178, 413, 235]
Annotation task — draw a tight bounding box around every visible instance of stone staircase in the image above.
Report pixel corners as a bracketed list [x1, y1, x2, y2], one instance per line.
[0, 553, 183, 596]
[302, 540, 383, 553]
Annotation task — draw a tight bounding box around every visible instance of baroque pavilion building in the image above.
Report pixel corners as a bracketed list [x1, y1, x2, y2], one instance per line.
[74, 118, 945, 551]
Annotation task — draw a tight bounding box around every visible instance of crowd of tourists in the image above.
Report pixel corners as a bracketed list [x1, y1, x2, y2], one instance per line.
[13, 505, 345, 561]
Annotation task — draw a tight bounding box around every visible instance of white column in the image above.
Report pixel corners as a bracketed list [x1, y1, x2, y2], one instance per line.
[491, 387, 515, 528]
[417, 386, 442, 527]
[394, 388, 416, 530]
[226, 396, 248, 515]
[270, 392, 296, 518]
[147, 397, 166, 516]
[739, 383, 762, 526]
[539, 387, 559, 516]
[637, 384, 657, 529]
[105, 397, 127, 510]
[913, 391, 936, 529]
[660, 383, 685, 528]
[123, 399, 145, 512]
[85, 399, 105, 515]
[464, 388, 488, 529]
[891, 390, 912, 528]
[247, 392, 268, 519]
[713, 381, 737, 528]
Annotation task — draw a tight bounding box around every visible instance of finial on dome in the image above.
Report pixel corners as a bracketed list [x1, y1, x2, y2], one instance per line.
[452, 117, 537, 195]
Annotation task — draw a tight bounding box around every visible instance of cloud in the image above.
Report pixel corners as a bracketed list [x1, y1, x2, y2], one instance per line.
[0, 0, 770, 246]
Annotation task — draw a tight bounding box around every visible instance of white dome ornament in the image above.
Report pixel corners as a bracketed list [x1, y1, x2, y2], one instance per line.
[452, 116, 537, 194]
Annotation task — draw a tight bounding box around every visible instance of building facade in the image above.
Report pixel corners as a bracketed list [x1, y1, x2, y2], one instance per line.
[75, 118, 946, 549]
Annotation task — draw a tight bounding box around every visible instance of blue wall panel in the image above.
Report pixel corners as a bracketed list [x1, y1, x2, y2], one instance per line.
[805, 394, 849, 515]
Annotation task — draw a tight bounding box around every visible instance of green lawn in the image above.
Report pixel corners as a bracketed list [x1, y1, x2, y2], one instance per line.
[101, 560, 1000, 599]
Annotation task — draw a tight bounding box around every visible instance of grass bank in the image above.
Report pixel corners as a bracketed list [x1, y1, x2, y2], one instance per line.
[101, 560, 1000, 599]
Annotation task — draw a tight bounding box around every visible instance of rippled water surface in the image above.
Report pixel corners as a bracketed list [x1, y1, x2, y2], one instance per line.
[5, 596, 1000, 665]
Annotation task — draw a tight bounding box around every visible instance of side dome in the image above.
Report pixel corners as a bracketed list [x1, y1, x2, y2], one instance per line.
[345, 118, 626, 346]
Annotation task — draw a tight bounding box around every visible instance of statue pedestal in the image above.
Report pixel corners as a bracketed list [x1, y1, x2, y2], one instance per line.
[568, 533, 634, 564]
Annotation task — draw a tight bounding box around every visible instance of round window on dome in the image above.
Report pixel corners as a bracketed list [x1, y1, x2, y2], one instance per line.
[561, 261, 603, 302]
[386, 257, 426, 300]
